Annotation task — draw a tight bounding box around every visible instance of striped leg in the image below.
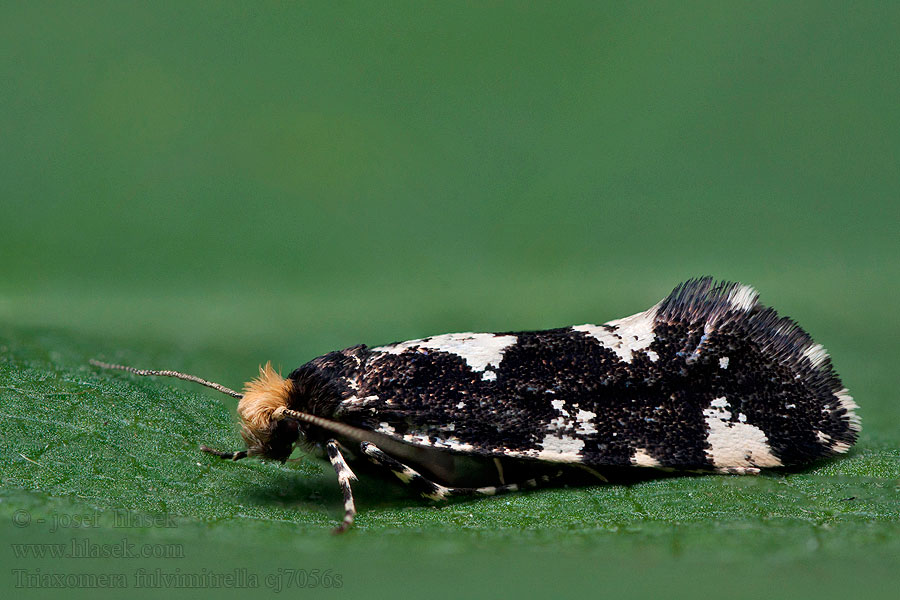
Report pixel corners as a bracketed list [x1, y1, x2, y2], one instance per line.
[325, 440, 359, 534]
[360, 441, 559, 501]
[200, 446, 247, 461]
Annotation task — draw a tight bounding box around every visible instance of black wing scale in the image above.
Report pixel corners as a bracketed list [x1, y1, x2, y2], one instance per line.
[287, 278, 859, 471]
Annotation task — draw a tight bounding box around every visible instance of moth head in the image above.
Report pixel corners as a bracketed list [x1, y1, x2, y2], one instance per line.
[237, 362, 301, 461]
[89, 358, 326, 463]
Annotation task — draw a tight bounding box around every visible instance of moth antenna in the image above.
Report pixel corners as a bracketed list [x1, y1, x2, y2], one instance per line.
[89, 359, 243, 399]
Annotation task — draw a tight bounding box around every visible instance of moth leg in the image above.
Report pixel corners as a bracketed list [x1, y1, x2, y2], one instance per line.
[573, 463, 609, 483]
[325, 440, 359, 534]
[360, 441, 561, 501]
[200, 446, 248, 461]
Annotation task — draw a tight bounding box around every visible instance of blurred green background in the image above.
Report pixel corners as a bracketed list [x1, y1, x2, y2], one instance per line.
[1, 2, 898, 599]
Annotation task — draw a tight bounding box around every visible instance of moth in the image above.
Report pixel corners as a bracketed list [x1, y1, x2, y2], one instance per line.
[92, 278, 860, 532]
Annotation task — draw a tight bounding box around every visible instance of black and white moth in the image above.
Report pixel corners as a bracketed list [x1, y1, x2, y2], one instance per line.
[92, 278, 860, 532]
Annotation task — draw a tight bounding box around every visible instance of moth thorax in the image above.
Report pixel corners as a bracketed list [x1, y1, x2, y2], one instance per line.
[237, 362, 294, 439]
